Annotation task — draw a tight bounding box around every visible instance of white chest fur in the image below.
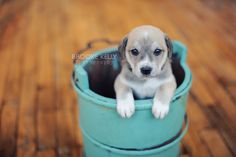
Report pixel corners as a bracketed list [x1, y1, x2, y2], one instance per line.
[121, 76, 173, 99]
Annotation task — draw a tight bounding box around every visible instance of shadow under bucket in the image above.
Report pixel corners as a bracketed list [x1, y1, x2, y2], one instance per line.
[72, 40, 192, 156]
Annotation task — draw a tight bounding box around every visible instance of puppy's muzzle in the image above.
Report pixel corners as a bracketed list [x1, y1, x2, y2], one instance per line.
[140, 66, 152, 76]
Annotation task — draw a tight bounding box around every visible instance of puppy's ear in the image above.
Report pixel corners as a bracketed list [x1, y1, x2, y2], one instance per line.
[118, 36, 128, 60]
[165, 35, 173, 59]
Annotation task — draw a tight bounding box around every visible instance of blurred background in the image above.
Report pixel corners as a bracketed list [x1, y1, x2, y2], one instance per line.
[0, 0, 236, 157]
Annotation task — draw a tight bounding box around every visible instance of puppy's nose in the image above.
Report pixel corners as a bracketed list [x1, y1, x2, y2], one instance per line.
[140, 66, 152, 75]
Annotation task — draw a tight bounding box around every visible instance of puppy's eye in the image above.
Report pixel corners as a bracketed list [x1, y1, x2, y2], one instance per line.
[153, 48, 162, 56]
[130, 49, 139, 56]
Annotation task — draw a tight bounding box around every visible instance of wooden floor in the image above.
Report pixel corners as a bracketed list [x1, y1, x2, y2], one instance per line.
[0, 0, 236, 156]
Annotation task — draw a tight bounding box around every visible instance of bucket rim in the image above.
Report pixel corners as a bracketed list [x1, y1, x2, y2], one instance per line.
[72, 40, 192, 110]
[82, 115, 188, 155]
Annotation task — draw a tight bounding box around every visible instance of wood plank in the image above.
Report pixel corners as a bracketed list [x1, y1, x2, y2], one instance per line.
[226, 85, 236, 103]
[36, 149, 56, 157]
[30, 1, 82, 156]
[0, 0, 27, 112]
[16, 8, 38, 156]
[195, 67, 236, 122]
[187, 95, 211, 131]
[181, 96, 212, 157]
[181, 154, 190, 157]
[0, 27, 13, 110]
[35, 0, 57, 151]
[203, 104, 236, 156]
[0, 19, 23, 156]
[190, 78, 215, 106]
[200, 129, 233, 157]
[182, 130, 211, 157]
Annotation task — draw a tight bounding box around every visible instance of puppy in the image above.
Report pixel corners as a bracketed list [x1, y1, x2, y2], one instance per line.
[114, 25, 177, 119]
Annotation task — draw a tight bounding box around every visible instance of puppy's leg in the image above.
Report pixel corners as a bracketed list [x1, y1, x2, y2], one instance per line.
[115, 77, 135, 118]
[152, 79, 176, 119]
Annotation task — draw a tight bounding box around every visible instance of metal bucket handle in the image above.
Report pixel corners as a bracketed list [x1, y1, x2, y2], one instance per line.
[72, 38, 119, 91]
[73, 38, 119, 64]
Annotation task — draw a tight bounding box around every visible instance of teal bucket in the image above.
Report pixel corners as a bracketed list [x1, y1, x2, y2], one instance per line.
[82, 116, 188, 157]
[72, 40, 192, 156]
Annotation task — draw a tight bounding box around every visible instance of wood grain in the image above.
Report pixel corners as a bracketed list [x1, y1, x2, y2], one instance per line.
[0, 0, 236, 157]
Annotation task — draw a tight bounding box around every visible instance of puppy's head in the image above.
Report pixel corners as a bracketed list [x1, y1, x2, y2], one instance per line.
[118, 25, 173, 78]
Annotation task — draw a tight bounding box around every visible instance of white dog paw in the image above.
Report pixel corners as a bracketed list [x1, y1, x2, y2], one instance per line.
[117, 99, 135, 118]
[152, 102, 169, 119]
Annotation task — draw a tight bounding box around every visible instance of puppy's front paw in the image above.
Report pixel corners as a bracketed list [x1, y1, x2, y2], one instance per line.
[117, 99, 135, 118]
[152, 102, 169, 119]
